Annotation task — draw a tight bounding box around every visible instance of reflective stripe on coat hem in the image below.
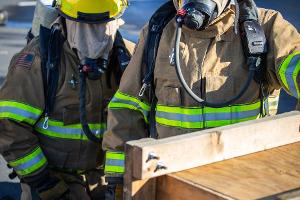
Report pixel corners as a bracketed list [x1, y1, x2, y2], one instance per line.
[156, 101, 262, 129]
[35, 118, 106, 140]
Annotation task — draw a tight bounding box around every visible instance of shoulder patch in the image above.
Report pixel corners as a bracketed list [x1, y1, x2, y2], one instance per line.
[15, 53, 35, 69]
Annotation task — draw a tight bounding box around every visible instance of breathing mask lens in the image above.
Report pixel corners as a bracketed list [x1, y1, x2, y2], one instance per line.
[177, 0, 217, 30]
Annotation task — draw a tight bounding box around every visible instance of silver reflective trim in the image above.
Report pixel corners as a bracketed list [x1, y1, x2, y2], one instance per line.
[36, 122, 105, 137]
[105, 159, 125, 167]
[156, 109, 260, 122]
[13, 152, 45, 171]
[285, 54, 300, 98]
[0, 106, 40, 121]
[111, 97, 149, 117]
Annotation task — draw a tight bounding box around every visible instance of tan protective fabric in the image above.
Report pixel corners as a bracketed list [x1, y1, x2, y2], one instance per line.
[66, 19, 122, 61]
[31, 0, 59, 36]
[0, 16, 135, 181]
[102, 6, 300, 152]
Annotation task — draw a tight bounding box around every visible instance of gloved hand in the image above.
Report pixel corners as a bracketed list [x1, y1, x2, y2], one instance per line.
[105, 176, 123, 200]
[22, 169, 70, 200]
[38, 178, 70, 200]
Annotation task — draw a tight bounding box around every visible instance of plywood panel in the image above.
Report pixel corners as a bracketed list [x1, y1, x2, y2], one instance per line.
[157, 175, 233, 200]
[167, 142, 300, 200]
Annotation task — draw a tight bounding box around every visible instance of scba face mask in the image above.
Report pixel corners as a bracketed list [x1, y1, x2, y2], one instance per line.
[176, 0, 218, 30]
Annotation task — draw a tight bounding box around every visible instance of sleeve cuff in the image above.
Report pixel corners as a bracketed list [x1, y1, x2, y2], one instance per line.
[104, 151, 125, 175]
[8, 146, 48, 177]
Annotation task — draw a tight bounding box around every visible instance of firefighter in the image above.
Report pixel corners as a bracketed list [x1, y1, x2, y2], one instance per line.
[0, 0, 134, 199]
[102, 0, 300, 199]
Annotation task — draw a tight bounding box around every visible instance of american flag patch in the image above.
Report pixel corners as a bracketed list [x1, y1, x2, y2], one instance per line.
[15, 53, 35, 69]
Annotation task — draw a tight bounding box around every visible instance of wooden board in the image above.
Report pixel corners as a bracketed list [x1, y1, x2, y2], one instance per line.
[127, 112, 300, 180]
[124, 139, 157, 200]
[157, 142, 300, 200]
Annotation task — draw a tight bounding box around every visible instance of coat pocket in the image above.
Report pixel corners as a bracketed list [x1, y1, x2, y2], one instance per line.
[156, 79, 182, 106]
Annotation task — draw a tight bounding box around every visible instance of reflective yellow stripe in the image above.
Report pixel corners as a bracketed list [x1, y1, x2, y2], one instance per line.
[105, 166, 125, 174]
[0, 100, 43, 125]
[35, 118, 106, 140]
[156, 101, 262, 129]
[105, 151, 125, 174]
[106, 151, 125, 160]
[9, 147, 47, 176]
[279, 52, 300, 98]
[109, 91, 150, 122]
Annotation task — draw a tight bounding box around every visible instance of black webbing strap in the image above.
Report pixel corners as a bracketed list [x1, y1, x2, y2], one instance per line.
[140, 1, 176, 138]
[39, 24, 64, 128]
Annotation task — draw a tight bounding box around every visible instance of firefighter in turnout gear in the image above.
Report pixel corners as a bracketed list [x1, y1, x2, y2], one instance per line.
[0, 0, 134, 199]
[102, 0, 300, 198]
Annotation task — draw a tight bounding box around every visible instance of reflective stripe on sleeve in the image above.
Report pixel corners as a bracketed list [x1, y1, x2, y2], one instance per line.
[104, 151, 125, 174]
[35, 119, 106, 140]
[156, 101, 262, 129]
[108, 91, 150, 122]
[0, 101, 43, 125]
[8, 147, 47, 176]
[279, 52, 300, 98]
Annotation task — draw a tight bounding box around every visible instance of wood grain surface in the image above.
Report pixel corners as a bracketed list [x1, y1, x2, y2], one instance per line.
[161, 142, 300, 200]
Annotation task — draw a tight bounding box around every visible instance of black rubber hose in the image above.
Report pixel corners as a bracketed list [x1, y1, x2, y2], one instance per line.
[174, 22, 255, 108]
[79, 72, 102, 143]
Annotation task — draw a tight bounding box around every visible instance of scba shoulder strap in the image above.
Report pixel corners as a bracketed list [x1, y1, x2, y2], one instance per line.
[138, 1, 176, 138]
[39, 24, 64, 129]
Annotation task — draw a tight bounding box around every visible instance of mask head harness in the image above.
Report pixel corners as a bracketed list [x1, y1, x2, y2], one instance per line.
[176, 0, 217, 30]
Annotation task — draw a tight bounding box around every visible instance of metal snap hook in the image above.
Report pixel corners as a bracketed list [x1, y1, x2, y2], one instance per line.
[42, 117, 49, 130]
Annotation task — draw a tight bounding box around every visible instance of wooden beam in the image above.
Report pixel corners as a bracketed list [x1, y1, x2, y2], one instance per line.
[124, 138, 157, 200]
[127, 111, 300, 180]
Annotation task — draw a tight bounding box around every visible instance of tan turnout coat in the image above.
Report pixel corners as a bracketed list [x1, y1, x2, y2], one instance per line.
[103, 6, 300, 153]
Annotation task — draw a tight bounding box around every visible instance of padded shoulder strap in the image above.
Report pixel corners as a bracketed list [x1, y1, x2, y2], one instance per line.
[142, 1, 176, 87]
[39, 24, 65, 123]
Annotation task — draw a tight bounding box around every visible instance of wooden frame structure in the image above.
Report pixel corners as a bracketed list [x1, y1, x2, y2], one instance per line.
[124, 111, 300, 200]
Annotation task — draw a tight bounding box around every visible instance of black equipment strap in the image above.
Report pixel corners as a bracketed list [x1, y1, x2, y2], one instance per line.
[114, 31, 132, 72]
[141, 1, 176, 138]
[142, 1, 176, 87]
[107, 30, 132, 87]
[39, 24, 64, 125]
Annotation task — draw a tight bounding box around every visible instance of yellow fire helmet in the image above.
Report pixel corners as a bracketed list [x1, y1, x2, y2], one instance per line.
[53, 0, 128, 23]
